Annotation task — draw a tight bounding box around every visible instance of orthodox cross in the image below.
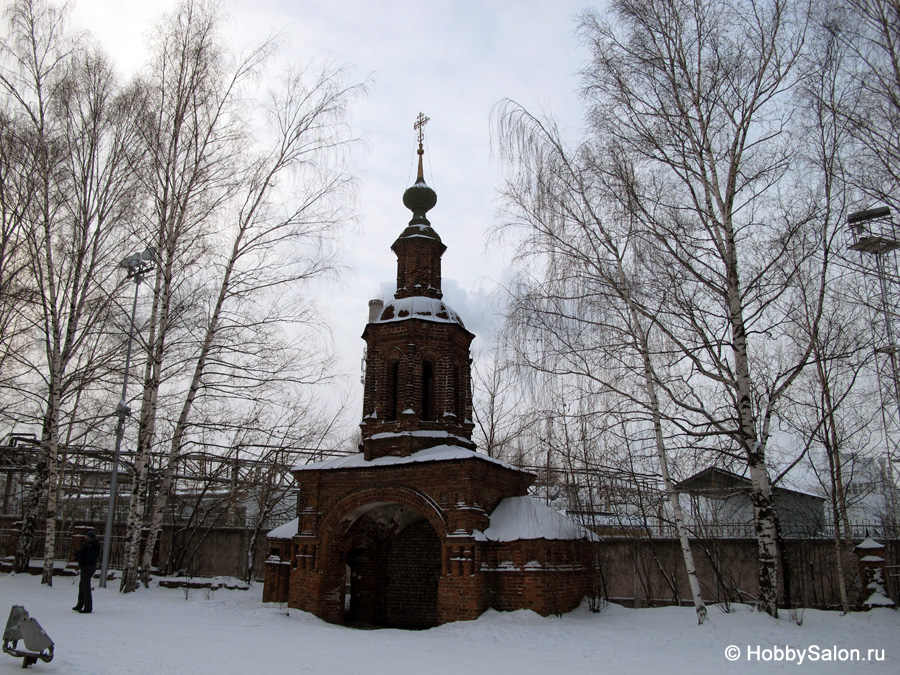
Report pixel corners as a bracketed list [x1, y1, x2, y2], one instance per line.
[414, 113, 429, 181]
[414, 112, 430, 146]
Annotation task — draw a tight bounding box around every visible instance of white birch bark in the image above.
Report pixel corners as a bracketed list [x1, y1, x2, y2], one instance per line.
[635, 321, 708, 623]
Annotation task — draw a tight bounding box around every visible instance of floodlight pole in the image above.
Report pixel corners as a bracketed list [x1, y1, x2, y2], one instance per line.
[100, 249, 155, 588]
[847, 208, 900, 535]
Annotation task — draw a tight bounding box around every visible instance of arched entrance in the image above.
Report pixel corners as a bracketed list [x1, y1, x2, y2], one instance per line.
[318, 489, 445, 629]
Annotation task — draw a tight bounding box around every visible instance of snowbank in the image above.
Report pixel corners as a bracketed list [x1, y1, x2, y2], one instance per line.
[1, 573, 897, 674]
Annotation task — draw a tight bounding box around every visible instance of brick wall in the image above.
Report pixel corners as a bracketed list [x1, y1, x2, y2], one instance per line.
[360, 319, 475, 459]
[269, 458, 605, 625]
[481, 539, 595, 616]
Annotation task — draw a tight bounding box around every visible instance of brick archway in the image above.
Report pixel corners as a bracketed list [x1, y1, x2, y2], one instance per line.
[317, 487, 447, 625]
[318, 486, 447, 545]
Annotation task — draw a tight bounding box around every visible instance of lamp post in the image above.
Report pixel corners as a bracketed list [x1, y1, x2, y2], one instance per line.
[99, 248, 156, 588]
[847, 207, 900, 537]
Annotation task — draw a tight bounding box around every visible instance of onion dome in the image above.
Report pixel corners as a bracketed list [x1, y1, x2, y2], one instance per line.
[402, 179, 437, 226]
[396, 137, 442, 241]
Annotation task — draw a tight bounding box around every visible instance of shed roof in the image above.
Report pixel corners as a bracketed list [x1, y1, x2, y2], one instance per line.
[674, 466, 823, 500]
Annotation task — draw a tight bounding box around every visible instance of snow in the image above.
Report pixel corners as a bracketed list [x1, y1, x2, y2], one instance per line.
[369, 430, 470, 441]
[374, 296, 465, 328]
[266, 518, 298, 540]
[2, 573, 898, 674]
[857, 538, 886, 550]
[293, 445, 519, 472]
[864, 592, 896, 607]
[860, 555, 885, 563]
[478, 496, 600, 542]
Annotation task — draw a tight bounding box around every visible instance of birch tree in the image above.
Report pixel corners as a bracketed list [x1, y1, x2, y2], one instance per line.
[116, 0, 259, 592]
[0, 107, 32, 389]
[838, 0, 900, 532]
[775, 5, 871, 613]
[118, 0, 361, 592]
[495, 104, 708, 623]
[472, 342, 529, 460]
[1, 0, 138, 582]
[495, 0, 840, 617]
[581, 0, 835, 618]
[839, 0, 900, 212]
[135, 62, 359, 587]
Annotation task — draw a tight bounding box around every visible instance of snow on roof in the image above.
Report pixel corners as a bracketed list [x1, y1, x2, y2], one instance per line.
[375, 296, 465, 328]
[293, 444, 520, 472]
[478, 496, 600, 542]
[266, 518, 298, 539]
[676, 466, 824, 500]
[369, 429, 470, 441]
[856, 538, 886, 550]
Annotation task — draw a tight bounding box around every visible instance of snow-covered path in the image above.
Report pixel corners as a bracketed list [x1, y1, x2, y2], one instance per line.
[1, 573, 897, 674]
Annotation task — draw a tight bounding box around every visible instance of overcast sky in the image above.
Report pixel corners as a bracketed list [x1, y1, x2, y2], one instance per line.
[67, 0, 594, 436]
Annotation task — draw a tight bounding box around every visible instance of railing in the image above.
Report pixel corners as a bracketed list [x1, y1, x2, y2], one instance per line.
[573, 516, 900, 541]
[0, 527, 129, 569]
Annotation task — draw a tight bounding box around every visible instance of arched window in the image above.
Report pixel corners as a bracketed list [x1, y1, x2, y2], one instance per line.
[422, 360, 436, 421]
[387, 361, 400, 421]
[454, 367, 466, 421]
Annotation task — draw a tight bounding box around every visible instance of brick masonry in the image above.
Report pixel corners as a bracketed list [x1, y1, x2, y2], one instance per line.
[263, 439, 596, 624]
[263, 163, 596, 625]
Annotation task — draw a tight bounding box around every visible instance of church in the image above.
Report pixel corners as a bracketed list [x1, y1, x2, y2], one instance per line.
[263, 120, 598, 628]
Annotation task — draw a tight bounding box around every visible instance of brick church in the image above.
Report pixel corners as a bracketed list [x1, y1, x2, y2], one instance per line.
[263, 122, 597, 628]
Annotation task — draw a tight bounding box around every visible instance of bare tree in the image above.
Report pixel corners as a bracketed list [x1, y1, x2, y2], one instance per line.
[118, 0, 361, 592]
[577, 0, 835, 618]
[773, 6, 874, 613]
[494, 102, 709, 622]
[493, 0, 846, 618]
[837, 0, 900, 535]
[0, 0, 138, 582]
[0, 106, 32, 388]
[472, 340, 529, 460]
[838, 0, 900, 212]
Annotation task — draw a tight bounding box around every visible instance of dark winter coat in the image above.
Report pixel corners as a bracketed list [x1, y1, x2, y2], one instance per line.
[75, 538, 101, 568]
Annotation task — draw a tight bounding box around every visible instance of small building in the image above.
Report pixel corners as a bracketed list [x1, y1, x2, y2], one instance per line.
[675, 467, 826, 538]
[263, 133, 597, 627]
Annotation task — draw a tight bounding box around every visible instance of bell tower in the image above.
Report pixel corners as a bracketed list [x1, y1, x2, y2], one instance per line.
[360, 115, 476, 460]
[265, 119, 593, 629]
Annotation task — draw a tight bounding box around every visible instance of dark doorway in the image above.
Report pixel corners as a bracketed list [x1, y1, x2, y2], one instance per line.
[385, 519, 441, 628]
[339, 505, 440, 629]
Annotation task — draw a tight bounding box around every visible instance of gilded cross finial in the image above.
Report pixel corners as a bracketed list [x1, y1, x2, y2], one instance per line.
[414, 112, 430, 146]
[414, 113, 429, 182]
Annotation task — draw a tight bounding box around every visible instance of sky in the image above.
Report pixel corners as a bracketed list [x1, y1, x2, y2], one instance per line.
[65, 0, 595, 437]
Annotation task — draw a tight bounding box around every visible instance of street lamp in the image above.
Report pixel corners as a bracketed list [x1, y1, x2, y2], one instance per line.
[847, 207, 900, 538]
[99, 247, 156, 588]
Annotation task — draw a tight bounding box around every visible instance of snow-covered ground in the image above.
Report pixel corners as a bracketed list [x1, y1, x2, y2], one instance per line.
[1, 572, 898, 674]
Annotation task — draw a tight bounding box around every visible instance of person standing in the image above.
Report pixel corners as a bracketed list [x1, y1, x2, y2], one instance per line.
[72, 530, 100, 614]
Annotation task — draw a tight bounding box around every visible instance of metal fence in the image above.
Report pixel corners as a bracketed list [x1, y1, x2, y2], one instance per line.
[574, 516, 900, 541]
[0, 527, 129, 570]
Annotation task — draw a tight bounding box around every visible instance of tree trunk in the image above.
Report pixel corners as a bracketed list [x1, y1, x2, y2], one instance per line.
[39, 391, 61, 586]
[627, 288, 707, 623]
